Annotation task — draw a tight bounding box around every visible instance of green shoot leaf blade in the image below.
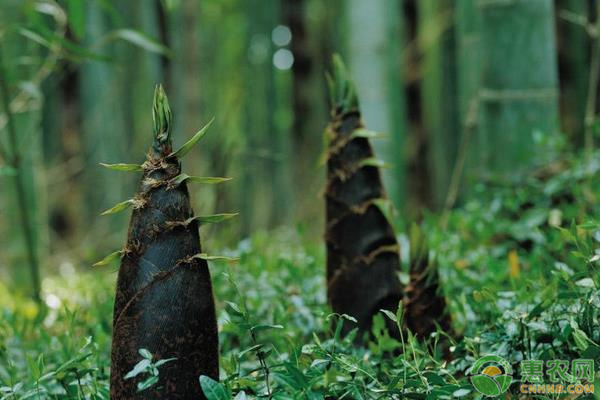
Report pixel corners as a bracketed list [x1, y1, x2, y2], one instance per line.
[351, 129, 387, 140]
[153, 84, 173, 148]
[187, 213, 238, 225]
[100, 163, 143, 172]
[170, 173, 232, 187]
[100, 199, 134, 215]
[192, 253, 239, 263]
[170, 117, 215, 159]
[359, 157, 389, 169]
[93, 250, 122, 267]
[183, 176, 232, 184]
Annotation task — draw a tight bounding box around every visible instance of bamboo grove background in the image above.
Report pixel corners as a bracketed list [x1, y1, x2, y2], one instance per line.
[0, 0, 597, 293]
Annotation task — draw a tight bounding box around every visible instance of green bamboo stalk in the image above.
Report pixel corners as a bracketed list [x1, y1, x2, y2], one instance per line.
[557, 0, 589, 144]
[476, 0, 560, 175]
[0, 49, 41, 302]
[119, 1, 164, 154]
[267, 0, 293, 227]
[345, 0, 408, 214]
[386, 3, 408, 212]
[455, 0, 482, 125]
[418, 0, 458, 208]
[283, 0, 337, 234]
[239, 0, 262, 236]
[442, 0, 481, 211]
[79, 1, 126, 222]
[239, 0, 287, 233]
[583, 3, 600, 162]
[285, 0, 320, 211]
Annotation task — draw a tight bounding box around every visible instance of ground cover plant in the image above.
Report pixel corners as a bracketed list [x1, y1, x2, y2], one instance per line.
[0, 148, 597, 399]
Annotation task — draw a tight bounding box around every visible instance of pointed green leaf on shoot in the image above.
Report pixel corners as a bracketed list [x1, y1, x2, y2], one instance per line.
[100, 163, 144, 172]
[325, 72, 335, 107]
[191, 253, 239, 263]
[101, 199, 135, 215]
[351, 129, 387, 140]
[317, 149, 328, 166]
[328, 54, 359, 113]
[93, 250, 122, 267]
[188, 213, 238, 225]
[169, 173, 232, 187]
[152, 84, 173, 155]
[169, 117, 215, 159]
[373, 198, 396, 225]
[359, 157, 389, 169]
[167, 213, 238, 229]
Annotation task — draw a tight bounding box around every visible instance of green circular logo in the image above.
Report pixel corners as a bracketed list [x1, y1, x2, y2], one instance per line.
[470, 355, 513, 396]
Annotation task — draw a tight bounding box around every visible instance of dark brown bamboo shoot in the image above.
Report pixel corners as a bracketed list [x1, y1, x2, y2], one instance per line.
[110, 86, 219, 399]
[325, 56, 403, 337]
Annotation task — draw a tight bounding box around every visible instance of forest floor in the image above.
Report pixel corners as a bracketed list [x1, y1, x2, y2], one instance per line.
[0, 150, 599, 399]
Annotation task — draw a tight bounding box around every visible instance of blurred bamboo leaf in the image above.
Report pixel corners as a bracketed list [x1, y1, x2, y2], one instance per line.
[67, 0, 85, 40]
[18, 81, 42, 99]
[19, 25, 110, 62]
[18, 28, 51, 48]
[33, 1, 66, 20]
[102, 29, 172, 57]
[160, 0, 181, 12]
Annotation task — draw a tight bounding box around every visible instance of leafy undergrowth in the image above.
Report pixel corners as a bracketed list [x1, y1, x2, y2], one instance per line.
[0, 151, 598, 399]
